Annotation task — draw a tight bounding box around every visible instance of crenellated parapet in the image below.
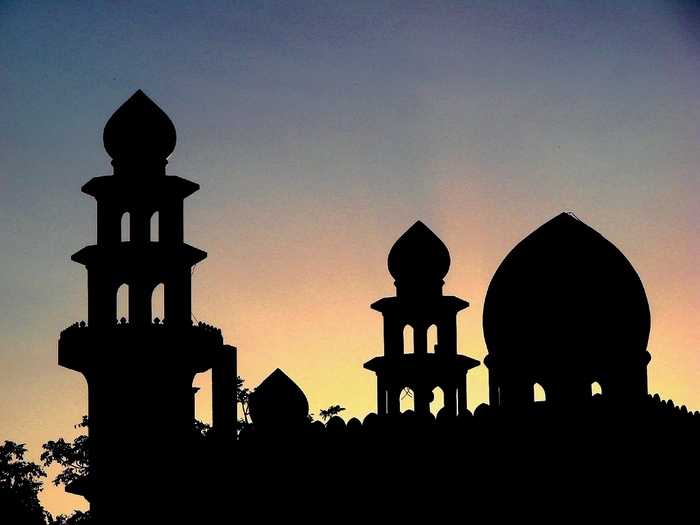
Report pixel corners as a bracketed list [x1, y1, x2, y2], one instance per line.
[58, 320, 224, 375]
[60, 319, 223, 335]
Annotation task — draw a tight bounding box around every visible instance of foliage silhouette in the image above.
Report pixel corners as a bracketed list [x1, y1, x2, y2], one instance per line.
[1, 439, 91, 524]
[37, 415, 212, 523]
[42, 415, 212, 481]
[237, 375, 253, 434]
[50, 510, 90, 524]
[0, 441, 48, 525]
[319, 405, 346, 421]
[41, 417, 89, 488]
[194, 419, 212, 437]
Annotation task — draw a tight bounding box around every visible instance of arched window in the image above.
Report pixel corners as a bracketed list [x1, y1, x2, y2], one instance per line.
[430, 386, 444, 417]
[403, 325, 414, 354]
[534, 383, 546, 402]
[591, 381, 602, 396]
[150, 211, 159, 242]
[116, 283, 129, 322]
[121, 212, 130, 242]
[427, 324, 437, 353]
[400, 387, 413, 413]
[152, 283, 164, 322]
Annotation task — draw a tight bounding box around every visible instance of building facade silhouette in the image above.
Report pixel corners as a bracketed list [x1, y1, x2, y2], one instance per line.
[57, 90, 700, 522]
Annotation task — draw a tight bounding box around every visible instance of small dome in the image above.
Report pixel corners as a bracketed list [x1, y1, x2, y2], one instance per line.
[249, 369, 309, 433]
[103, 90, 176, 169]
[483, 212, 651, 371]
[387, 221, 451, 287]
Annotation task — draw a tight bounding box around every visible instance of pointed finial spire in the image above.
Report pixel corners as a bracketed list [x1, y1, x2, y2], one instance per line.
[102, 90, 177, 175]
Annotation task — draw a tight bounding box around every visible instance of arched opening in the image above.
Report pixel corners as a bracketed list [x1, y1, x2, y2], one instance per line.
[193, 370, 212, 428]
[152, 283, 164, 322]
[430, 386, 444, 417]
[427, 324, 437, 353]
[116, 283, 129, 322]
[534, 383, 546, 402]
[400, 387, 413, 413]
[121, 212, 130, 242]
[150, 211, 159, 242]
[403, 325, 414, 354]
[591, 381, 602, 396]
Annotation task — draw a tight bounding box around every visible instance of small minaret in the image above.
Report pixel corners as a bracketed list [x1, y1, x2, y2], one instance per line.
[364, 221, 479, 417]
[58, 90, 236, 522]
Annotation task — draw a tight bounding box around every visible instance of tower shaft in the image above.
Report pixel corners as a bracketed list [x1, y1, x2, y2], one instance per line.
[58, 90, 235, 522]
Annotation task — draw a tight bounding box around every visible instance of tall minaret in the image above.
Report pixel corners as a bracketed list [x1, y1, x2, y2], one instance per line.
[364, 221, 480, 417]
[58, 90, 236, 522]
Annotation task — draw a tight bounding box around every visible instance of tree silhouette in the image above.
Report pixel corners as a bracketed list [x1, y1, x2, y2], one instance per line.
[237, 375, 253, 433]
[41, 417, 89, 488]
[0, 440, 48, 525]
[50, 510, 90, 524]
[39, 414, 213, 523]
[194, 419, 211, 437]
[319, 405, 346, 422]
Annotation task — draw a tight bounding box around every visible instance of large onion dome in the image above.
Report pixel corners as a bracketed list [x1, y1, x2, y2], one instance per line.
[103, 89, 176, 174]
[483, 213, 651, 386]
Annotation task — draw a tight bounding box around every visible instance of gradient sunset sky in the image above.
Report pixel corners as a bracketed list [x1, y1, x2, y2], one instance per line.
[2, 1, 699, 516]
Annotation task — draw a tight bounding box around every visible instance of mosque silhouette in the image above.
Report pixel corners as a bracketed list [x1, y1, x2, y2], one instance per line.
[58, 91, 700, 522]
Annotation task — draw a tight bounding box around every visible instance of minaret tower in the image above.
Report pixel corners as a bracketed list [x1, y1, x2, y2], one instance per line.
[58, 90, 235, 522]
[364, 221, 480, 417]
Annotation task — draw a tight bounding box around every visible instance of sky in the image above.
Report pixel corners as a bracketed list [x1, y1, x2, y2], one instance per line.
[1, 0, 700, 516]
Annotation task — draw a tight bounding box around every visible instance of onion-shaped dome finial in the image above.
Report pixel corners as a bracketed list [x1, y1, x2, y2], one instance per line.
[102, 89, 176, 175]
[387, 221, 451, 296]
